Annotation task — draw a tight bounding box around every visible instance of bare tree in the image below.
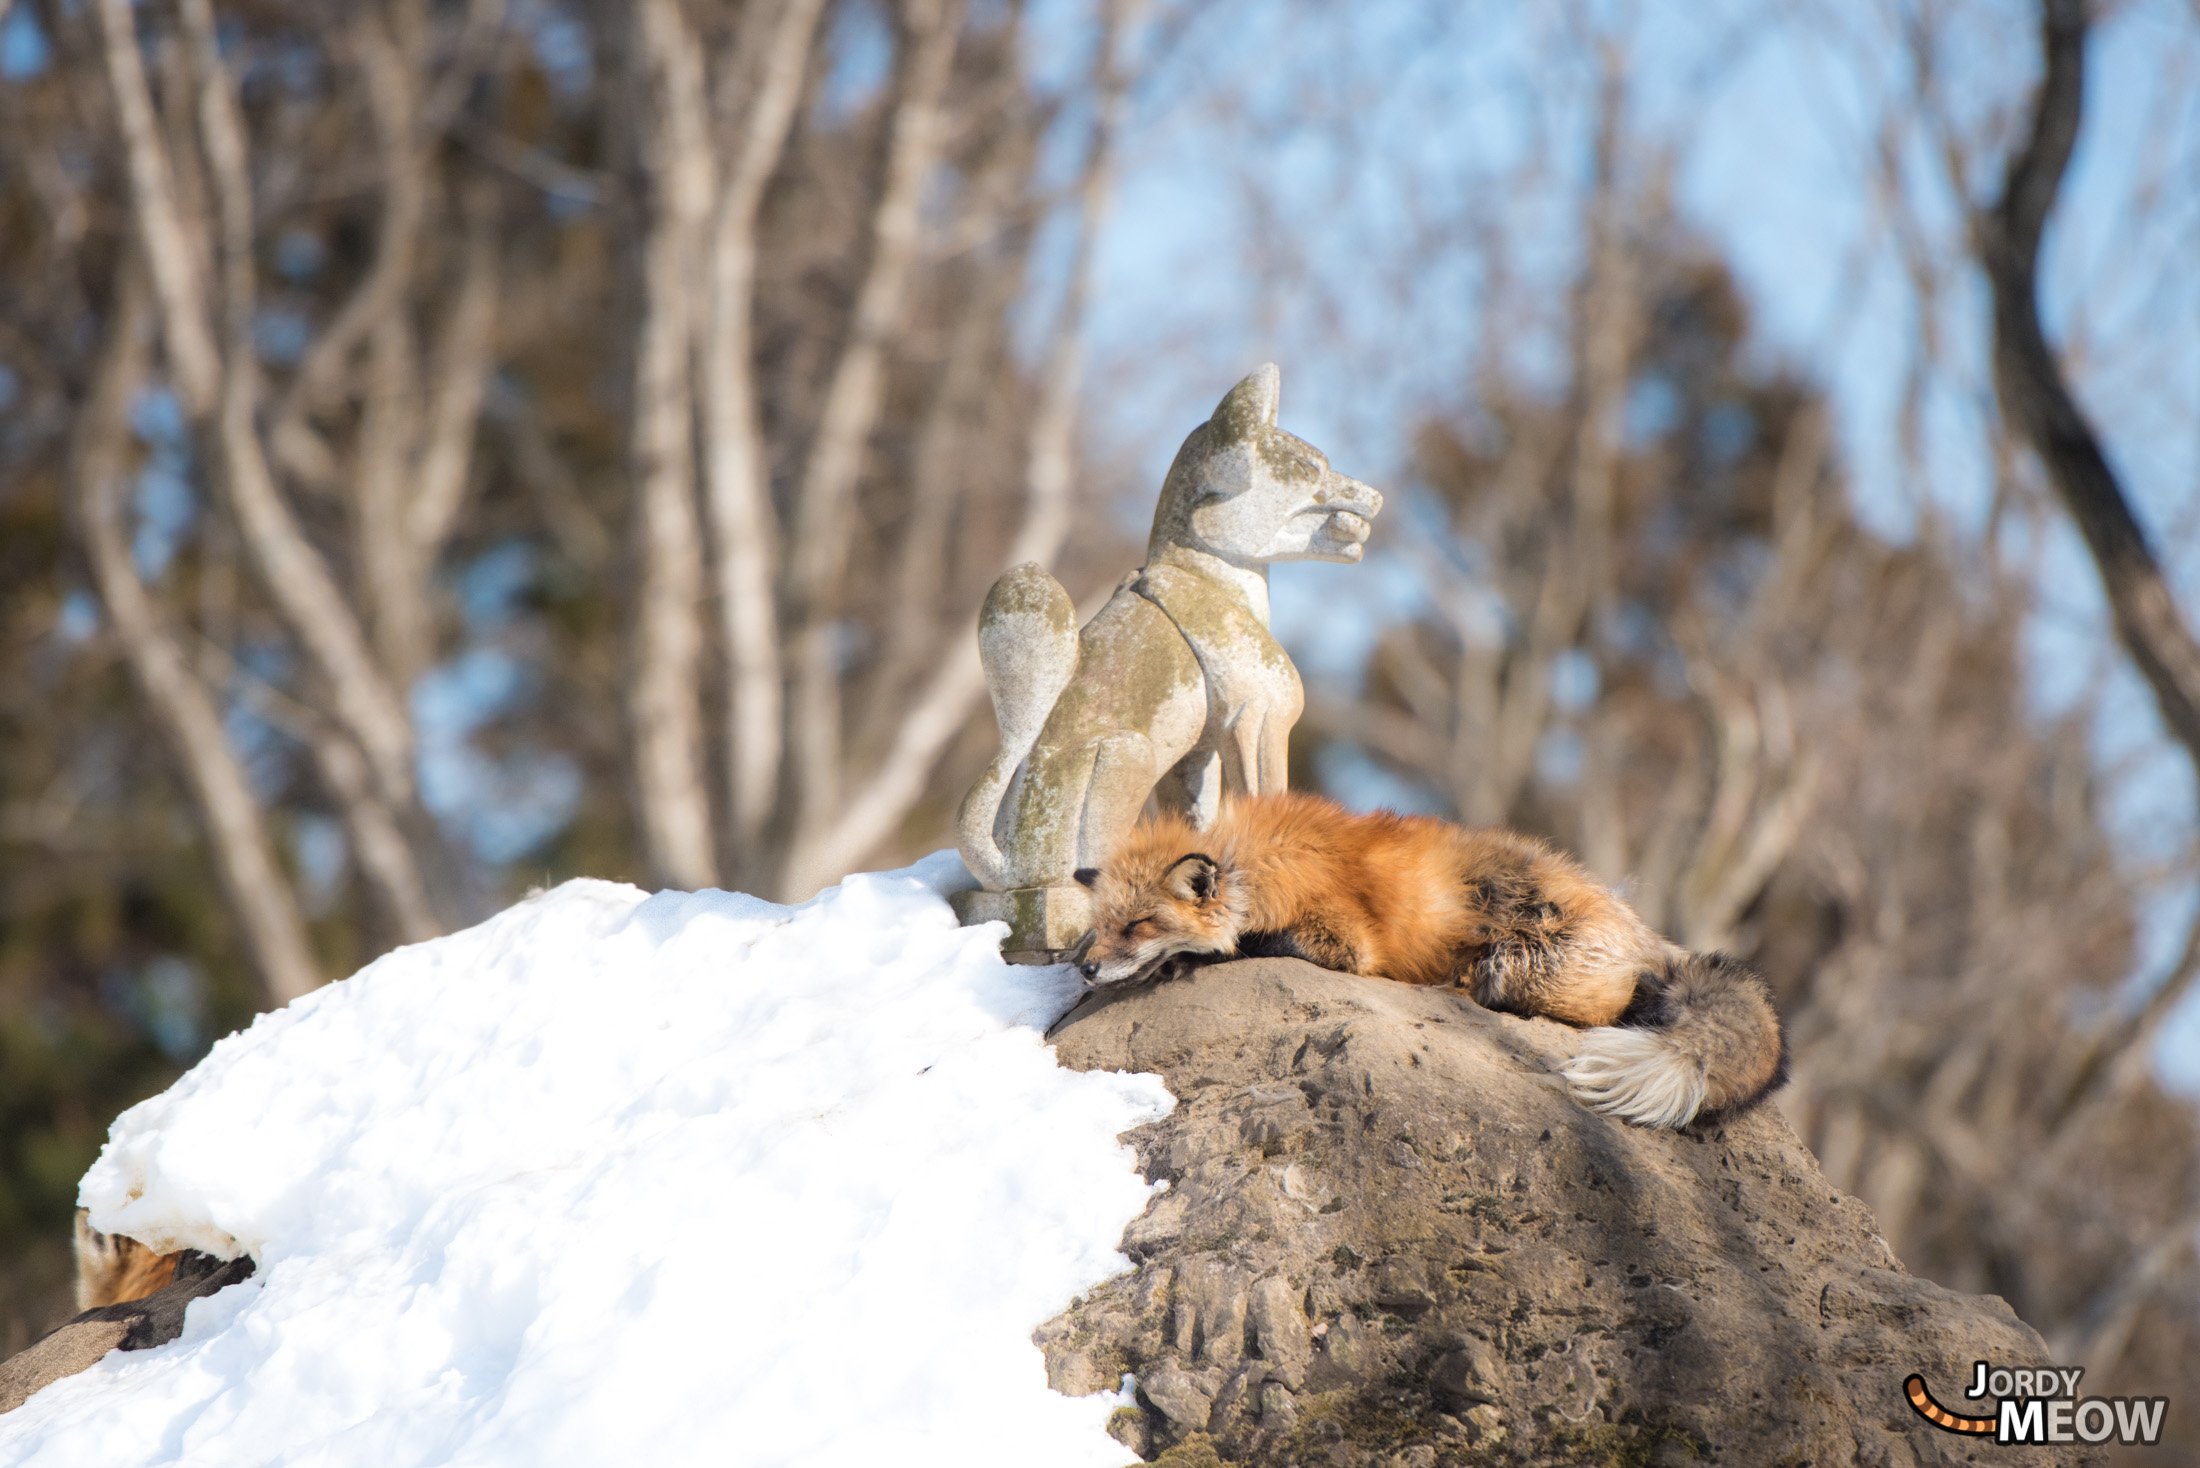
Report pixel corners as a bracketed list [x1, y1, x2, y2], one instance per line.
[0, 0, 1161, 1331]
[0, 0, 1155, 1019]
[702, 0, 832, 861]
[618, 0, 1147, 899]
[778, 0, 1144, 899]
[80, 0, 523, 968]
[627, 0, 720, 892]
[1980, 0, 2200, 1117]
[72, 266, 322, 1005]
[1317, 190, 2200, 1444]
[779, 0, 969, 857]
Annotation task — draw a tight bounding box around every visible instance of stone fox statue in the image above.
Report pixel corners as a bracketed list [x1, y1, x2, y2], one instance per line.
[1076, 792, 1789, 1130]
[956, 365, 1382, 909]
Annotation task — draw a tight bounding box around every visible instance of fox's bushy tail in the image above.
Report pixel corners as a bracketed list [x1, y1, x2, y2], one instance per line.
[1559, 952, 1788, 1129]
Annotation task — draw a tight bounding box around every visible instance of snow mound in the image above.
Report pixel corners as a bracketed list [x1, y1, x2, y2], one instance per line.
[0, 855, 1170, 1467]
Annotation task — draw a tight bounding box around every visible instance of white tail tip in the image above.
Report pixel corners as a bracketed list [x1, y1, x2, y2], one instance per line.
[1560, 1027, 1707, 1129]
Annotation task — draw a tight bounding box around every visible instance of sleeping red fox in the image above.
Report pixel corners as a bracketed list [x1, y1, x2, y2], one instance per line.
[1073, 791, 1787, 1129]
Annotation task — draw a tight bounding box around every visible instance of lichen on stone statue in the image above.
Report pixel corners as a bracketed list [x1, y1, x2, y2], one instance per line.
[952, 365, 1383, 959]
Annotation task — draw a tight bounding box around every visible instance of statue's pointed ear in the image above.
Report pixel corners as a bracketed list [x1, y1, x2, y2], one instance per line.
[1212, 363, 1281, 439]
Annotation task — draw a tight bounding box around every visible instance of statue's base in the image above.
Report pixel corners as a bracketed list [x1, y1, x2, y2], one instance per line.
[950, 884, 1093, 963]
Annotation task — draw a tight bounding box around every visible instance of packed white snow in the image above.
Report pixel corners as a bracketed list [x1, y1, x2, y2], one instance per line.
[0, 854, 1171, 1467]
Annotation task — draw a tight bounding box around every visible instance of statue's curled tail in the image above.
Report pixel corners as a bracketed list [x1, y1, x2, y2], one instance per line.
[957, 563, 1079, 890]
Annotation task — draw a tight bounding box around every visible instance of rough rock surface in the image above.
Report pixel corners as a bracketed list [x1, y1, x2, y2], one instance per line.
[1038, 958, 2094, 1467]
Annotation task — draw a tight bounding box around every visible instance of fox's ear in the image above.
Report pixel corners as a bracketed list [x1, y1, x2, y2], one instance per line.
[1166, 853, 1222, 903]
[1073, 867, 1099, 889]
[1212, 364, 1280, 440]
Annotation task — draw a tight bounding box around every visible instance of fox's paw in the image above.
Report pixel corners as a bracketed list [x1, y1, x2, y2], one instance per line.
[1560, 1027, 1706, 1129]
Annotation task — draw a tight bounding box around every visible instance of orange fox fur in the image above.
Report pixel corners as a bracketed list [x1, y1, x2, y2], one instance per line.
[1075, 791, 1787, 1129]
[73, 1209, 182, 1310]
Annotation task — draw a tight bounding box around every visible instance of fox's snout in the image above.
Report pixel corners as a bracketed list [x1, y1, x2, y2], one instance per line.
[1074, 932, 1144, 984]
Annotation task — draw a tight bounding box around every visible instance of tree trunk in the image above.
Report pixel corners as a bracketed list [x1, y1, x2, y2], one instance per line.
[74, 270, 321, 1007]
[699, 0, 830, 870]
[628, 0, 720, 892]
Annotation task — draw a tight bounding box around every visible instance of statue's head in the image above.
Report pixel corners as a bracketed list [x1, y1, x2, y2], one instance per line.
[1148, 364, 1383, 565]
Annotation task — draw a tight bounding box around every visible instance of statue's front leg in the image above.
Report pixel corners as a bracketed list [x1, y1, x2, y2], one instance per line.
[1226, 706, 1269, 796]
[1221, 701, 1290, 797]
[1255, 702, 1294, 795]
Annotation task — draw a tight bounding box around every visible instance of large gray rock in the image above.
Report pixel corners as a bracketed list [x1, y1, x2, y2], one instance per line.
[1038, 958, 2094, 1467]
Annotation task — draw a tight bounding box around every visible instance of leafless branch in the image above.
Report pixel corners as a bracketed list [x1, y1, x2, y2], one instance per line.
[1982, 0, 2200, 1106]
[355, 310, 425, 676]
[268, 10, 428, 466]
[861, 29, 1039, 749]
[1984, 0, 2200, 766]
[171, 0, 422, 819]
[73, 267, 320, 1005]
[783, 0, 967, 845]
[485, 377, 611, 569]
[407, 185, 500, 560]
[996, 0, 1137, 577]
[95, 0, 221, 411]
[782, 0, 1140, 898]
[700, 0, 829, 866]
[421, 0, 507, 136]
[2051, 1197, 2200, 1374]
[202, 639, 442, 945]
[453, 118, 608, 205]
